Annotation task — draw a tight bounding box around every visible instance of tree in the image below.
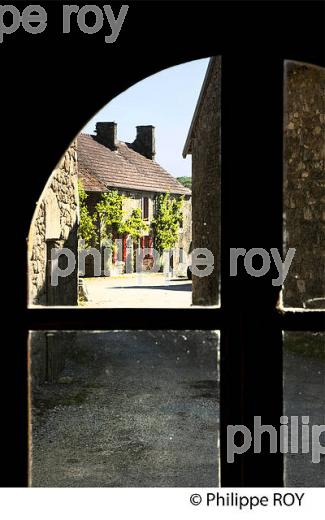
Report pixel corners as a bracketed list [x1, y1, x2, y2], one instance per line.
[152, 193, 184, 253]
[176, 176, 192, 189]
[121, 207, 149, 240]
[78, 180, 97, 248]
[94, 190, 125, 240]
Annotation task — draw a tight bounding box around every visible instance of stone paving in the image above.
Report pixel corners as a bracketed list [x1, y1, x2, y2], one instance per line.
[82, 273, 192, 308]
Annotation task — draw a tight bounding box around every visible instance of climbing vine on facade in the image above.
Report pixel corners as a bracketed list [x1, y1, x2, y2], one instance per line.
[94, 190, 125, 240]
[79, 186, 183, 255]
[152, 193, 184, 253]
[79, 186, 150, 245]
[77, 180, 97, 248]
[122, 207, 149, 240]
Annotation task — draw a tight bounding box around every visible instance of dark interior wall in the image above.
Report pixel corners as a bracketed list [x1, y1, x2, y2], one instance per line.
[30, 332, 67, 387]
[1, 0, 323, 487]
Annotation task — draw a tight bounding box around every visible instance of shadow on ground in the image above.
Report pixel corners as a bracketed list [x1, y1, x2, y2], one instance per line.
[104, 283, 192, 292]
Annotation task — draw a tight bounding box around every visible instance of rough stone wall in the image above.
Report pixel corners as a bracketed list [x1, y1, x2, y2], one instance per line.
[28, 143, 79, 305]
[283, 62, 325, 307]
[191, 57, 221, 305]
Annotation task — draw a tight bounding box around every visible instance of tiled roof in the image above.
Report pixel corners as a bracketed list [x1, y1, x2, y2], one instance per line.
[77, 134, 191, 196]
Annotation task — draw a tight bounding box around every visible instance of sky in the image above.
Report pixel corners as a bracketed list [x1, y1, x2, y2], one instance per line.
[82, 58, 209, 178]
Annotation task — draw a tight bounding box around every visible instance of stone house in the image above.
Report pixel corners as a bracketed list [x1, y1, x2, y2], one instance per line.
[183, 57, 221, 306]
[77, 122, 192, 276]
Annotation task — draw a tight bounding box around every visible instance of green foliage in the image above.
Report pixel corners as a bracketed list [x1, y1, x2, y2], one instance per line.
[152, 193, 184, 253]
[78, 180, 97, 248]
[94, 190, 149, 242]
[122, 207, 149, 240]
[176, 176, 192, 189]
[79, 184, 171, 254]
[95, 190, 125, 240]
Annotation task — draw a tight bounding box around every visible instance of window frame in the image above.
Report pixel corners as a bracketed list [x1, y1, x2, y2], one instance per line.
[142, 196, 149, 220]
[25, 57, 325, 487]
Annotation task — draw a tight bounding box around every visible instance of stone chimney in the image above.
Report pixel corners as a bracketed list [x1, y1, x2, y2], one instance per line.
[131, 125, 155, 160]
[94, 122, 117, 150]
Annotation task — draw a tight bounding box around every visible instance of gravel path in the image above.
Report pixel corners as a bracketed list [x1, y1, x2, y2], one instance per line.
[31, 331, 219, 487]
[283, 334, 325, 487]
[31, 331, 324, 487]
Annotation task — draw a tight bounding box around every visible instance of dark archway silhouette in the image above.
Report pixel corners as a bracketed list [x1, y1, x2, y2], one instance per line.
[2, 1, 324, 487]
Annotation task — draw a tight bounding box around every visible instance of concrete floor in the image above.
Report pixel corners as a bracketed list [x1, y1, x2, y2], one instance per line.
[82, 273, 192, 308]
[31, 331, 219, 487]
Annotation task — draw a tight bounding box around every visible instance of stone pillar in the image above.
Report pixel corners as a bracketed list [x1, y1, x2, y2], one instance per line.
[28, 142, 78, 306]
[190, 58, 221, 305]
[283, 61, 325, 307]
